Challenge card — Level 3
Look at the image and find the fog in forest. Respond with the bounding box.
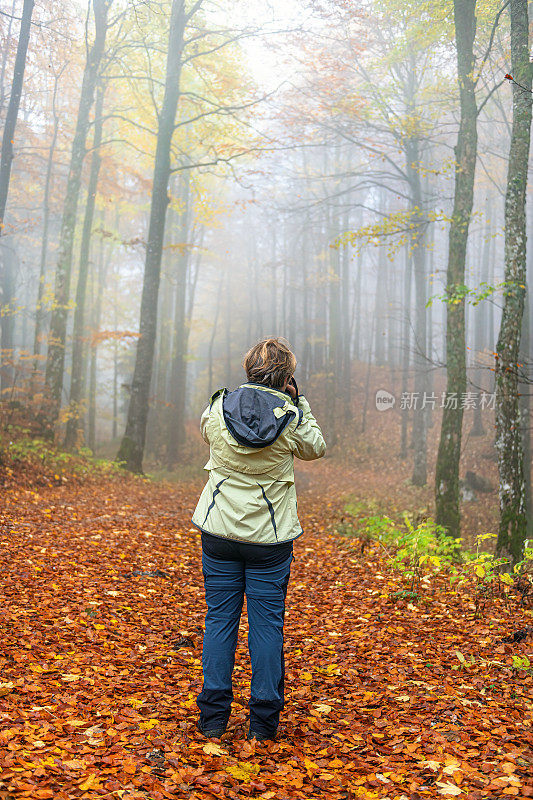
[1,0,532,560]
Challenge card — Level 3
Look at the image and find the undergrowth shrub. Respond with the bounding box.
[337,508,533,611]
[0,427,123,488]
[455,535,533,616]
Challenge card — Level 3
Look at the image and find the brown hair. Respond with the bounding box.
[243,338,297,390]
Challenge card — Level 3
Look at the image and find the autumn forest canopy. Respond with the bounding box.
[2,0,532,552]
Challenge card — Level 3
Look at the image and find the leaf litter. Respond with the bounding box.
[0,475,531,799]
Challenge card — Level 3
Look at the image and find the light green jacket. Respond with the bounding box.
[192,383,326,544]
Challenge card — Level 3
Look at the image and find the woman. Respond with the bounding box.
[192,338,326,741]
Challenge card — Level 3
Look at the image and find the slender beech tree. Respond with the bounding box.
[116,0,186,472]
[471,199,492,436]
[0,247,16,393]
[0,1,17,115]
[87,222,108,454]
[33,65,65,369]
[405,56,429,486]
[207,281,222,398]
[0,0,34,390]
[44,0,111,430]
[494,0,532,564]
[400,242,412,459]
[64,80,106,450]
[0,0,34,231]
[341,207,352,422]
[435,0,478,537]
[167,171,191,464]
[520,290,531,538]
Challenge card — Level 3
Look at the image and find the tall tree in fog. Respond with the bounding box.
[44,0,111,431]
[0,0,34,392]
[0,0,34,231]
[291,0,443,474]
[167,171,198,464]
[116,0,186,472]
[494,0,532,564]
[435,0,478,538]
[116,0,261,471]
[64,81,106,450]
[33,64,65,369]
[404,51,429,487]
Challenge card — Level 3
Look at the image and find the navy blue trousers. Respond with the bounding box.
[197,532,293,736]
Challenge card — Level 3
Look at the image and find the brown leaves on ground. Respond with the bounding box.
[0,475,532,800]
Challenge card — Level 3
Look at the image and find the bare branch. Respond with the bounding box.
[477,77,506,115]
[474,0,511,86]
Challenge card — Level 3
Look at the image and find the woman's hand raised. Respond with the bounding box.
[285,377,299,401]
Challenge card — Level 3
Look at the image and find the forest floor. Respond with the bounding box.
[1,457,532,800]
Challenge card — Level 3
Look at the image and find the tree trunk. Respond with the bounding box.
[207,277,223,398]
[0,1,18,115]
[325,212,341,447]
[271,227,277,334]
[249,238,263,342]
[301,215,311,379]
[472,200,492,435]
[288,237,296,347]
[167,172,191,465]
[361,315,375,433]
[373,245,387,366]
[487,221,496,352]
[408,139,428,486]
[353,245,362,362]
[494,0,532,564]
[87,228,107,454]
[44,0,110,430]
[153,261,174,457]
[426,217,435,428]
[33,67,62,370]
[0,0,34,391]
[224,266,232,387]
[387,260,398,375]
[0,0,34,232]
[435,0,478,537]
[520,288,531,537]
[64,81,105,450]
[281,240,288,338]
[116,0,185,472]
[0,246,16,393]
[400,243,412,459]
[341,211,352,422]
[524,201,533,537]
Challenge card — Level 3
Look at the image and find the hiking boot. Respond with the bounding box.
[196,718,226,738]
[247,727,276,742]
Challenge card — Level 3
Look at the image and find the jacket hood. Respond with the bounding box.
[222,384,301,449]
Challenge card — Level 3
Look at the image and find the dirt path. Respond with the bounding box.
[0,477,531,799]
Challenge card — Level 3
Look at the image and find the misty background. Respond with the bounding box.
[0,0,531,557]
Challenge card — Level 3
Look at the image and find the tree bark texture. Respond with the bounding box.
[407,139,428,486]
[64,81,105,450]
[435,0,478,537]
[44,0,110,430]
[0,0,34,231]
[33,67,62,368]
[495,0,532,563]
[167,171,191,465]
[116,0,185,472]
[0,0,34,391]
[0,246,16,393]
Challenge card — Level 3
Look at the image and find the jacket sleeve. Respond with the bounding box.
[290,396,326,461]
[199,404,211,444]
